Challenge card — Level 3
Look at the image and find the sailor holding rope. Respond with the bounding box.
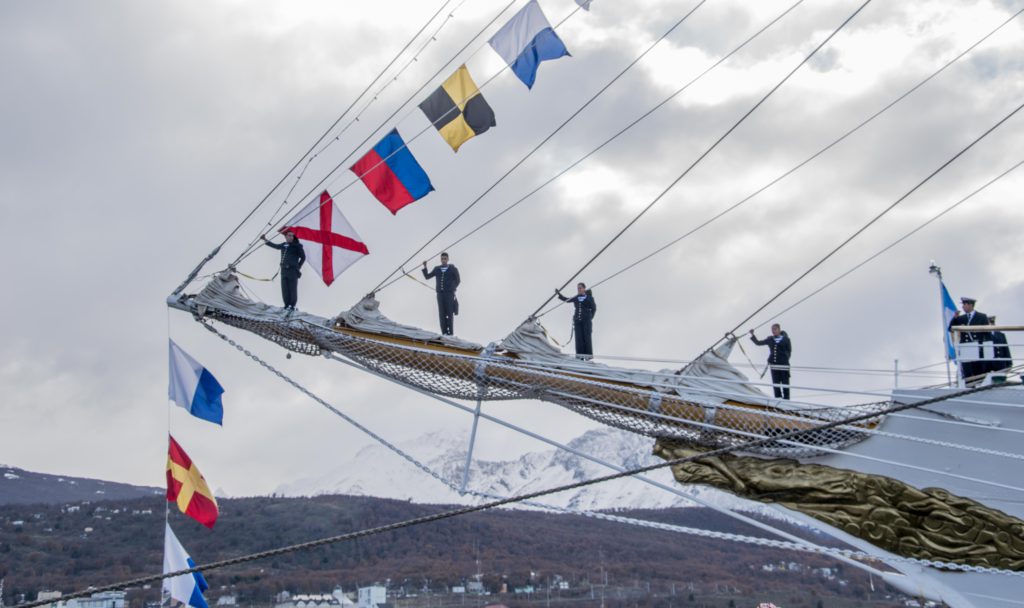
[422,253,460,336]
[750,324,792,400]
[261,230,306,312]
[556,283,597,360]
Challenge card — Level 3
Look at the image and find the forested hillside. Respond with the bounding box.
[1,494,883,606]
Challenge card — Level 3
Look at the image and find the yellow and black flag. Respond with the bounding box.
[419,65,496,152]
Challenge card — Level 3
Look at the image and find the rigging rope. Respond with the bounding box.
[750,158,1024,327]
[715,99,1024,353]
[30,366,1016,608]
[172,0,455,295]
[227,0,529,269]
[366,0,713,294]
[257,1,467,237]
[533,4,1024,319]
[371,0,808,295]
[526,0,875,320]
[318,350,828,549]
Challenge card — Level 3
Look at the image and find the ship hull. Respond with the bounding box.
[789,385,1024,608]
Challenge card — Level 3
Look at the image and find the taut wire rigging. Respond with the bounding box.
[172,0,456,295]
[527,0,875,320]
[531,5,1024,318]
[712,99,1024,357]
[370,0,808,295]
[26,348,1013,608]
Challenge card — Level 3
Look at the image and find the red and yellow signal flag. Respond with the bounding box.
[166,435,219,528]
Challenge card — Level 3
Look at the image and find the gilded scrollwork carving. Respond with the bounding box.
[654,439,1024,570]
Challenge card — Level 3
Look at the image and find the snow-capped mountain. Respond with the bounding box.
[275,427,756,513]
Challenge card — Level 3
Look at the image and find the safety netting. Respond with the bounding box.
[173,273,887,458]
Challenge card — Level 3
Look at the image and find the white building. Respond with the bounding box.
[357,586,386,608]
[273,590,353,608]
[76,591,126,608]
[37,592,63,602]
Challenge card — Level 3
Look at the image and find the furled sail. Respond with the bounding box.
[170,273,882,459]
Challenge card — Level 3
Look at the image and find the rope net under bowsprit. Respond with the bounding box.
[171,273,887,458]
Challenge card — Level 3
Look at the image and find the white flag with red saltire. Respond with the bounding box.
[282,190,369,286]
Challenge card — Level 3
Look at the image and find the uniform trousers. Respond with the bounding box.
[436,292,456,336]
[281,273,299,309]
[770,366,790,400]
[574,319,593,359]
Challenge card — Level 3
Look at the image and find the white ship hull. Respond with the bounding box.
[781,384,1024,607]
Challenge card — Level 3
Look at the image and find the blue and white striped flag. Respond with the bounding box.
[940,281,957,360]
[488,0,570,89]
[164,523,210,608]
[169,340,224,425]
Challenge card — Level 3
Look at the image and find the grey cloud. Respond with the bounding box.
[2,0,1022,492]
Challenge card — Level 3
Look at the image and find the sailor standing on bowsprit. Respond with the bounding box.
[556,283,597,360]
[261,229,306,312]
[750,324,792,400]
[422,253,460,335]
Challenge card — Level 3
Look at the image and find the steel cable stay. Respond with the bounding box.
[28,358,1018,608]
[526,0,875,320]
[314,352,837,547]
[371,0,809,295]
[257,0,468,237]
[365,0,716,294]
[498,358,1024,419]
[325,341,1024,467]
[746,158,1024,329]
[153,3,1024,604]
[203,320,850,560]
[529,6,1024,319]
[304,349,981,583]
[228,0,568,270]
[210,314,1024,494]
[709,99,1024,360]
[173,0,458,295]
[535,154,1024,322]
[232,0,710,278]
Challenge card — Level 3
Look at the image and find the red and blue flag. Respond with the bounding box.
[350,129,435,214]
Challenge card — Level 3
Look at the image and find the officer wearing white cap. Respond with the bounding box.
[949,297,991,382]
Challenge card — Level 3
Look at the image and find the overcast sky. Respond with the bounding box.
[1,0,1022,497]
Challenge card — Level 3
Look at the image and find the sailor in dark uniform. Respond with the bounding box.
[987,315,1012,374]
[750,324,792,400]
[422,252,460,335]
[556,283,597,359]
[948,297,990,383]
[261,230,306,311]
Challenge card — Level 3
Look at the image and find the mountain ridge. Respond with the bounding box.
[0,465,161,505]
[275,427,762,514]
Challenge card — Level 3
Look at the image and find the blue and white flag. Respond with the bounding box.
[488,0,570,89]
[169,340,224,425]
[164,523,210,608]
[941,281,957,360]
